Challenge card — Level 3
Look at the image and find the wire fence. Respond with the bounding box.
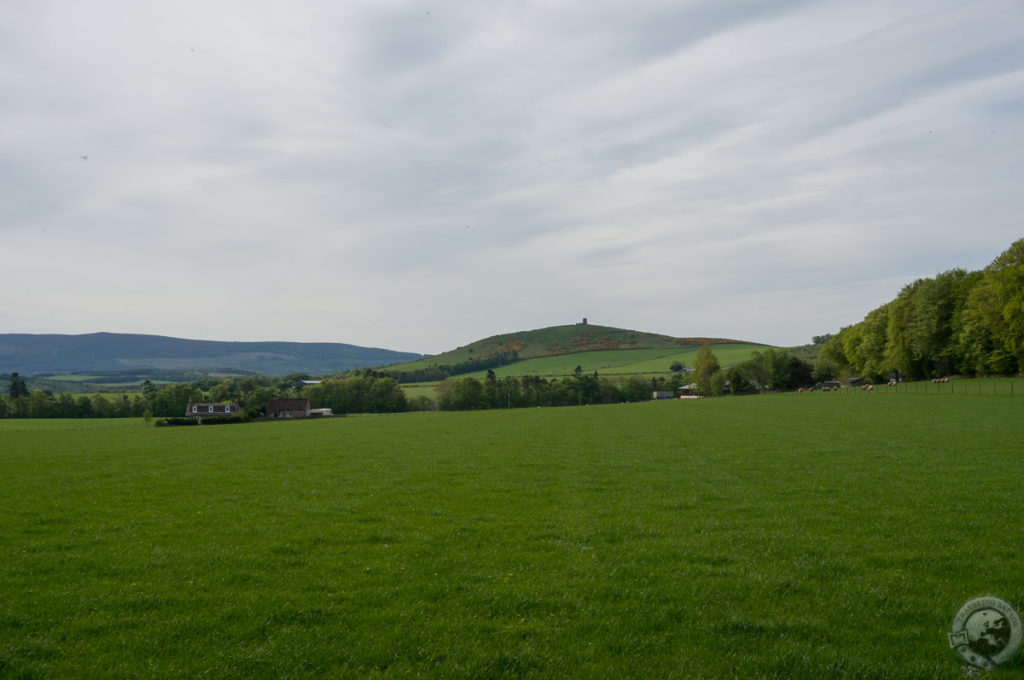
[791,378,1024,397]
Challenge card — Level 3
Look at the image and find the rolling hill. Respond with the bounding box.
[0,333,424,377]
[381,323,766,381]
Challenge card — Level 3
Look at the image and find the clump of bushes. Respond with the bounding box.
[155,415,250,427]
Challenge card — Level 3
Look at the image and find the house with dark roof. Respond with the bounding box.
[185,401,241,423]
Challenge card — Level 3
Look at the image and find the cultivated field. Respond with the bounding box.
[1,393,1021,678]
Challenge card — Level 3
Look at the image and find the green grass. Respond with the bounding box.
[399,384,440,401]
[1,395,1022,678]
[451,344,761,380]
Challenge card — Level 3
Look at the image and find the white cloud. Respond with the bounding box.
[1,0,1022,354]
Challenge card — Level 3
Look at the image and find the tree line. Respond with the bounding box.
[0,372,408,420]
[2,367,694,418]
[432,367,693,410]
[815,238,1024,382]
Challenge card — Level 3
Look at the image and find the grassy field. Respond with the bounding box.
[398,384,442,402]
[1,394,1022,678]
[450,344,764,381]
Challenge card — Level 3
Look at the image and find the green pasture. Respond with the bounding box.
[399,384,440,401]
[455,348,672,379]
[584,343,763,375]
[1,394,1022,678]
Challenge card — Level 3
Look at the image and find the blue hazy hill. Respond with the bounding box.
[0,332,425,376]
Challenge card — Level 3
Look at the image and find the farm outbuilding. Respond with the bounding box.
[265,398,311,419]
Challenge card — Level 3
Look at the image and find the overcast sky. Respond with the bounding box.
[2,1,1022,354]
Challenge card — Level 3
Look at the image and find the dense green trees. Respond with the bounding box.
[959,240,1024,373]
[152,383,204,417]
[0,371,414,421]
[822,238,1024,380]
[692,344,721,396]
[304,375,407,414]
[0,389,150,418]
[736,348,814,392]
[436,376,486,411]
[721,348,814,394]
[8,373,28,399]
[432,372,657,410]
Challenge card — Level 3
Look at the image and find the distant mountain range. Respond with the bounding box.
[0,333,425,376]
